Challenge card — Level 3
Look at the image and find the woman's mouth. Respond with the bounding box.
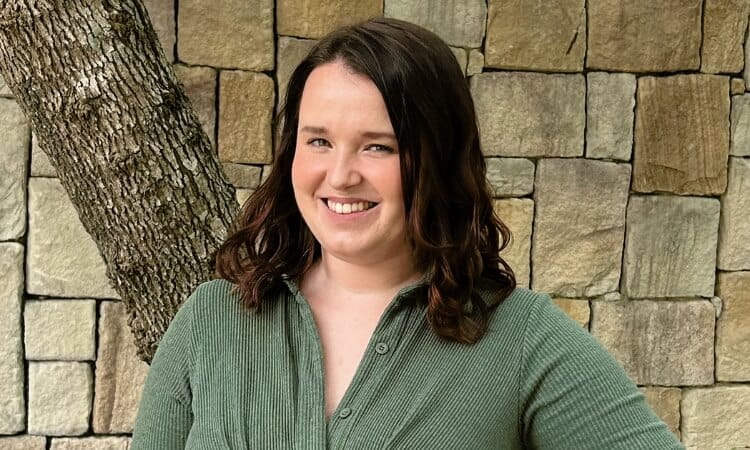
[321,198,378,215]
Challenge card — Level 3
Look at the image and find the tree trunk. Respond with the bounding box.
[0,0,237,362]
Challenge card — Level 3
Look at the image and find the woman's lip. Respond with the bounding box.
[321,196,378,204]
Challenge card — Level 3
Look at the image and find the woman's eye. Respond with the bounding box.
[308,138,330,147]
[368,144,394,153]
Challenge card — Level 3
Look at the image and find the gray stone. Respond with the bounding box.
[0,243,25,434]
[51,437,131,450]
[174,64,216,147]
[485,0,585,72]
[731,94,750,156]
[639,387,681,439]
[93,302,150,433]
[236,188,254,207]
[586,72,636,161]
[485,157,534,197]
[716,271,750,381]
[24,300,96,361]
[222,163,262,189]
[26,178,118,298]
[31,132,57,177]
[0,436,46,449]
[28,361,92,435]
[470,72,585,157]
[261,165,272,185]
[466,49,484,76]
[624,195,720,298]
[143,0,176,62]
[493,198,533,288]
[384,0,486,47]
[718,158,750,270]
[532,159,630,297]
[449,46,467,75]
[277,37,317,109]
[682,386,750,449]
[587,0,701,72]
[0,98,30,240]
[591,300,715,385]
[178,0,273,70]
[0,74,13,97]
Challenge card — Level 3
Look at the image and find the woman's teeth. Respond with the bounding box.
[326,199,376,214]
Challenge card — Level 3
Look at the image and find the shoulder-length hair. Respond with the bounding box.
[214,17,516,344]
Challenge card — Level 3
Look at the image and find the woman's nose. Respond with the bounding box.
[327,151,362,189]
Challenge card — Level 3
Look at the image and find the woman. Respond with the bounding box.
[132,17,684,449]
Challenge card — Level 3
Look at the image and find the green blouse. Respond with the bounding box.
[131,278,684,449]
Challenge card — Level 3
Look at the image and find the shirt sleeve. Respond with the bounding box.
[519,292,685,450]
[131,288,199,450]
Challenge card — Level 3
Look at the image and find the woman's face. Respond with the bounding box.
[291,60,410,265]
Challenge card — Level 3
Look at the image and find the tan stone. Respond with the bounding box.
[143,0,176,62]
[532,159,630,297]
[277,37,317,109]
[633,75,729,195]
[624,195,719,298]
[716,272,750,381]
[26,178,118,298]
[586,72,636,161]
[551,298,589,328]
[384,0,485,47]
[174,64,216,147]
[731,94,750,156]
[50,437,131,450]
[0,98,29,241]
[591,300,715,385]
[178,0,273,70]
[718,158,750,270]
[279,0,382,39]
[682,386,750,449]
[587,0,701,72]
[732,77,746,95]
[470,72,584,157]
[701,0,750,74]
[93,302,150,433]
[218,71,274,164]
[639,387,681,439]
[485,0,585,72]
[29,361,92,435]
[449,46,467,75]
[485,157,534,197]
[31,133,56,177]
[0,436,46,449]
[466,49,484,76]
[24,300,96,361]
[0,243,24,434]
[261,165,273,185]
[493,199,533,288]
[222,163,262,189]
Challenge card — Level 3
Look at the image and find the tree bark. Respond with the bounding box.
[0,0,237,362]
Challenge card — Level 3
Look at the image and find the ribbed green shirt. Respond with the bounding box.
[131,278,684,449]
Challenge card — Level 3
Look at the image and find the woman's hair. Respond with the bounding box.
[214,17,516,344]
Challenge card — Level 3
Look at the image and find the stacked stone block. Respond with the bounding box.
[0,0,749,448]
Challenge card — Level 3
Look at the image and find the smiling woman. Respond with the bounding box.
[131,17,685,450]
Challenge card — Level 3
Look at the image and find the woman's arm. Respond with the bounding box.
[519,293,685,449]
[131,288,199,449]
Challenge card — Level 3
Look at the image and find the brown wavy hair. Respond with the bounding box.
[214,17,516,344]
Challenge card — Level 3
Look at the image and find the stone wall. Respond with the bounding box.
[1,0,749,448]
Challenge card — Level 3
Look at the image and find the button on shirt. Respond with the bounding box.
[132,278,684,449]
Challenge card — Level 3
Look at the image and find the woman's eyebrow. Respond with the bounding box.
[299,125,395,140]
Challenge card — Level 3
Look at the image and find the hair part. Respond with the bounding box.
[214,17,516,344]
